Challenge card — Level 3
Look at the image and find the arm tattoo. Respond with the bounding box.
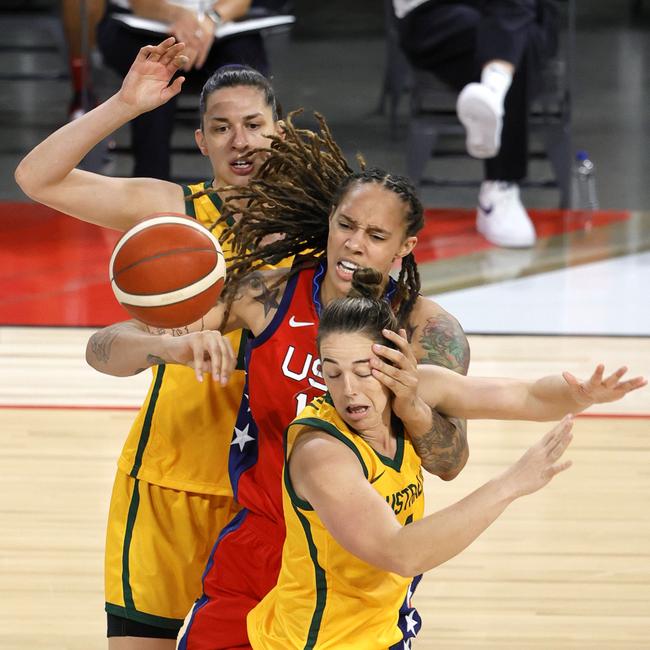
[410,406,468,479]
[417,314,470,373]
[146,354,166,366]
[89,324,122,364]
[238,271,281,316]
[146,324,193,337]
[410,312,471,478]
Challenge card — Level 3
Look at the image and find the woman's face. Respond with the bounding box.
[195,85,279,188]
[320,331,392,433]
[324,182,417,299]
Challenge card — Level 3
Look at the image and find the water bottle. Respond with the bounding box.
[572,151,599,212]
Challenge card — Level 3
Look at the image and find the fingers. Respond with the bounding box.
[546,459,573,479]
[611,375,648,395]
[541,414,573,448]
[561,370,579,387]
[139,37,178,64]
[161,75,185,102]
[588,363,605,386]
[380,329,417,358]
[601,365,628,388]
[159,41,186,68]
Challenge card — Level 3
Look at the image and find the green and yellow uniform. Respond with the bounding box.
[105,182,244,629]
[247,395,425,649]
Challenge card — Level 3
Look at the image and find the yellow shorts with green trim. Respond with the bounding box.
[105,470,240,629]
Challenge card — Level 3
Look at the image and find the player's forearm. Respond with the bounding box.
[86,321,170,376]
[15,95,137,199]
[386,475,515,577]
[405,401,468,480]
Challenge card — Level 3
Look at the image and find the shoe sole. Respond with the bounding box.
[457,86,503,159]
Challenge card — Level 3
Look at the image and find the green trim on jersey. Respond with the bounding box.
[182,184,197,219]
[202,180,233,226]
[129,364,165,477]
[284,416,370,511]
[121,478,140,614]
[105,602,184,630]
[372,421,405,471]
[292,505,328,649]
[235,330,250,371]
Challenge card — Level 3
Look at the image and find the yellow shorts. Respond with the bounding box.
[105,470,240,630]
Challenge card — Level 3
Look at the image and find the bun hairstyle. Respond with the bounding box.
[317,268,400,351]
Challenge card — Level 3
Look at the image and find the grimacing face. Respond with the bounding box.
[195,85,279,188]
[324,182,417,300]
[319,331,392,434]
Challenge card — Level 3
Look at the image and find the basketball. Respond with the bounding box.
[109,213,226,328]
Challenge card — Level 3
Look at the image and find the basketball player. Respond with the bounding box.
[80,112,646,649]
[14,38,287,648]
[247,268,644,648]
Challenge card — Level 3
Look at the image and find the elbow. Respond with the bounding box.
[424,445,469,482]
[15,159,43,201]
[385,555,419,579]
[14,161,32,197]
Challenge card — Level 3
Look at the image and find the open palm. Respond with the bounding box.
[563,364,647,406]
[118,38,188,113]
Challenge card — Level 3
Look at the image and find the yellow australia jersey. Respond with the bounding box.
[117,181,245,496]
[247,395,425,649]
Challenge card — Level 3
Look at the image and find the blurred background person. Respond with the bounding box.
[393,0,559,248]
[97,0,269,179]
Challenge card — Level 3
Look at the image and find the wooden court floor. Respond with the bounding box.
[1,333,649,649]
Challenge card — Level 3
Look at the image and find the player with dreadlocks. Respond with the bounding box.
[87,111,471,649]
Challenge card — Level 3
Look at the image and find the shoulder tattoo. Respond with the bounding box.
[416,314,470,373]
[238,271,281,316]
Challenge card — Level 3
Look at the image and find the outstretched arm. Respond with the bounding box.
[86,268,286,379]
[289,417,573,578]
[86,305,235,382]
[14,38,188,230]
[414,363,647,421]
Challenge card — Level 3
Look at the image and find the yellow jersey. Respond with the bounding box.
[247,395,425,649]
[117,181,245,496]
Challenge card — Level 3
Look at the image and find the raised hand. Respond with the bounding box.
[117,38,189,113]
[164,330,235,384]
[370,328,422,422]
[502,415,574,499]
[562,364,647,407]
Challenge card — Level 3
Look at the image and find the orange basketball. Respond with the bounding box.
[109,213,226,328]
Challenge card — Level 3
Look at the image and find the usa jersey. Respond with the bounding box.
[247,395,424,649]
[228,263,327,522]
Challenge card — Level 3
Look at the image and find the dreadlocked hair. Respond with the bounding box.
[210,110,424,328]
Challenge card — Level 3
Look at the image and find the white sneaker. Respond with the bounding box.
[456,83,503,159]
[476,181,537,248]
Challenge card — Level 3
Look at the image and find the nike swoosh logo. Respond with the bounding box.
[370,470,386,484]
[289,316,315,328]
[478,201,493,215]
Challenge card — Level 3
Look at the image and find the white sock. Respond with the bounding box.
[480,63,513,105]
